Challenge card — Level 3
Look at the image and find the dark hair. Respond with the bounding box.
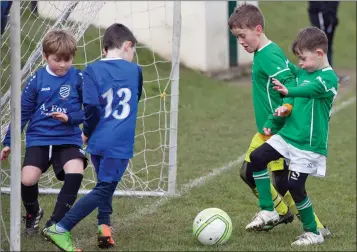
[103,23,137,52]
[291,27,328,55]
[42,29,77,61]
[228,3,264,30]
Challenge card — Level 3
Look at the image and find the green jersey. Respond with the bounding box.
[252,41,296,134]
[278,66,338,156]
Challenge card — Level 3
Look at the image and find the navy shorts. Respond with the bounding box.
[90,155,129,183]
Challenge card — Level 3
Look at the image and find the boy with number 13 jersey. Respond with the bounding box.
[44,23,143,251]
[83,58,142,157]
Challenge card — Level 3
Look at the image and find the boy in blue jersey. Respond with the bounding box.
[44,23,143,251]
[0,30,87,236]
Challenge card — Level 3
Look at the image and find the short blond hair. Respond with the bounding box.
[42,30,77,61]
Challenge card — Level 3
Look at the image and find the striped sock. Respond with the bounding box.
[296,196,318,234]
[253,169,274,211]
[271,184,288,215]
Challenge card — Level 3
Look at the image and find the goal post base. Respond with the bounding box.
[0,187,173,197]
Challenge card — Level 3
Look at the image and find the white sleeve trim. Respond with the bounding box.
[269,68,290,78]
[316,76,337,95]
[322,67,333,71]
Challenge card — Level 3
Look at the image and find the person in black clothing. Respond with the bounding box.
[308,1,350,83]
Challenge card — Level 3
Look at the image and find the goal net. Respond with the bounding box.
[0,1,180,197]
[1,1,180,249]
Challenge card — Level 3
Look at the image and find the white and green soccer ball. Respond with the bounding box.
[192,208,232,245]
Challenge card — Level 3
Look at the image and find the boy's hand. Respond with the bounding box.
[51,112,68,123]
[263,128,272,136]
[272,78,288,95]
[81,133,88,145]
[274,106,290,117]
[1,146,11,161]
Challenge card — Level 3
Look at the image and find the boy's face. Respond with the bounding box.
[43,53,73,76]
[295,49,324,72]
[230,26,262,53]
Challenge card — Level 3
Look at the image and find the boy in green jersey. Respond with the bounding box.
[246,27,338,246]
[228,3,330,235]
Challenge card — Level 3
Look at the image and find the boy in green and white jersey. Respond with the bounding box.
[228,3,330,234]
[246,27,338,246]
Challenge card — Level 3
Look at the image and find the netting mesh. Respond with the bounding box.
[1,1,177,197]
[1,1,179,250]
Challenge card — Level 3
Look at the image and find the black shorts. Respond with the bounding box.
[23,144,88,181]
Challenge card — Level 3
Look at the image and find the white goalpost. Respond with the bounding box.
[1,1,181,250]
[1,2,22,251]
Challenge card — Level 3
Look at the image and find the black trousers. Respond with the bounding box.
[309,12,338,67]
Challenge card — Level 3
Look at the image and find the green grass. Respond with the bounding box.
[1,1,356,251]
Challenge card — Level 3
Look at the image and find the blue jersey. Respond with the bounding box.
[3,66,84,148]
[82,58,143,159]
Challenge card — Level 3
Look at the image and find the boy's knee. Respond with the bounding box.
[21,166,42,186]
[64,158,84,174]
[249,149,266,172]
[94,181,118,196]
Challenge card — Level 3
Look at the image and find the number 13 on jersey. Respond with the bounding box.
[102,88,132,120]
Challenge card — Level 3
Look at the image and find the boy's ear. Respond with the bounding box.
[102,48,107,56]
[124,41,133,50]
[316,48,324,58]
[256,25,263,34]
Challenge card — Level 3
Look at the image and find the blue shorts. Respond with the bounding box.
[90,155,129,183]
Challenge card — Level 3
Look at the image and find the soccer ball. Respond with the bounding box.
[192,208,232,245]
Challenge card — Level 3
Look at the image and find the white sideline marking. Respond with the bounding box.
[331,96,356,113]
[116,96,356,229]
